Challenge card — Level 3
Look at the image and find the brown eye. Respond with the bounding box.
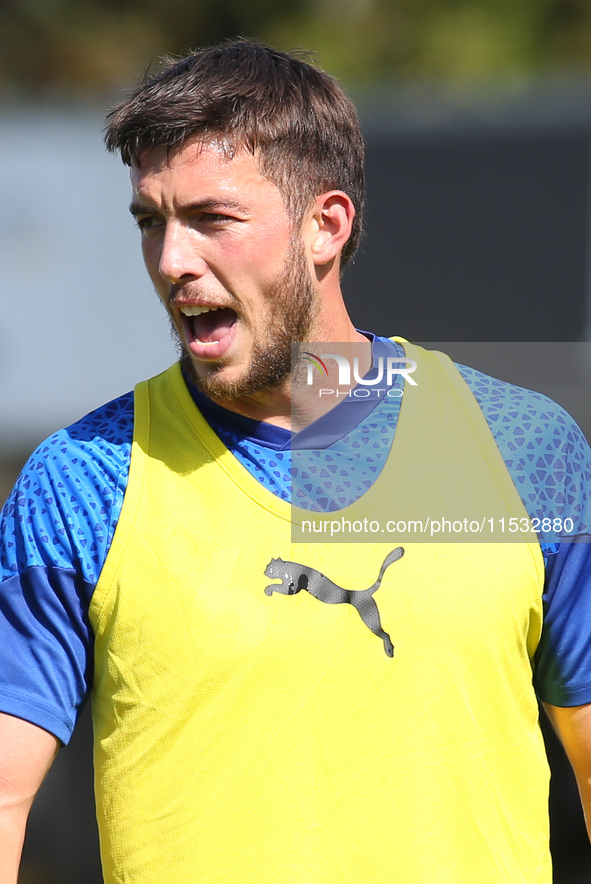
[197,212,232,225]
[135,215,161,232]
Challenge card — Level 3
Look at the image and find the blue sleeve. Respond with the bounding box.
[0,569,95,744]
[534,542,591,706]
[0,392,133,742]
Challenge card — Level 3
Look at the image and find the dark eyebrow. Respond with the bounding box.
[129,201,155,217]
[129,199,249,217]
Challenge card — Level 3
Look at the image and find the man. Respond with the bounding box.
[1,39,591,884]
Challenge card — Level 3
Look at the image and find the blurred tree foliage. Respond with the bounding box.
[2,0,591,96]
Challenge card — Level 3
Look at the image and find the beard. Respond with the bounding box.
[176,237,318,401]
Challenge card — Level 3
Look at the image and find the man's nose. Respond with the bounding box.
[158,223,207,283]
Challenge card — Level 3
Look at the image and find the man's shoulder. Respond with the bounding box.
[1,390,135,583]
[455,360,584,444]
[454,360,591,535]
[381,338,582,441]
[15,389,135,501]
[64,389,135,447]
[384,339,591,535]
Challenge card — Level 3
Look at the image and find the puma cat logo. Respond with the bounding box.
[264,547,404,657]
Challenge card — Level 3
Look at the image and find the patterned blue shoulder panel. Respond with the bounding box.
[457,363,591,538]
[1,392,133,586]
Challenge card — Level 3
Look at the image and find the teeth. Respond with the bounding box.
[180,305,221,316]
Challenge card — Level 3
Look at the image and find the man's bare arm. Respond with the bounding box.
[544,702,591,838]
[0,712,59,883]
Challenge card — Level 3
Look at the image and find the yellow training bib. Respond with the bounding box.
[91,346,548,884]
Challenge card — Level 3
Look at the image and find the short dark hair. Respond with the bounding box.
[105,39,365,265]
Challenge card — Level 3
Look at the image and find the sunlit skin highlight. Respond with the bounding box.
[130,139,368,427]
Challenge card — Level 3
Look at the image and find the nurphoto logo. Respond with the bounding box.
[302,351,417,399]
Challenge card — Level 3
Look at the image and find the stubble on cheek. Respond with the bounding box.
[173,240,318,401]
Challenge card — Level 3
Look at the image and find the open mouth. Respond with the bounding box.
[180,305,238,348]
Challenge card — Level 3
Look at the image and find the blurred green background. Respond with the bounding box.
[3,0,591,98]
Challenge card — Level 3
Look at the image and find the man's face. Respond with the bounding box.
[130,140,317,400]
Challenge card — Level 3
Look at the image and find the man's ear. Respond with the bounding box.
[305,191,355,266]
